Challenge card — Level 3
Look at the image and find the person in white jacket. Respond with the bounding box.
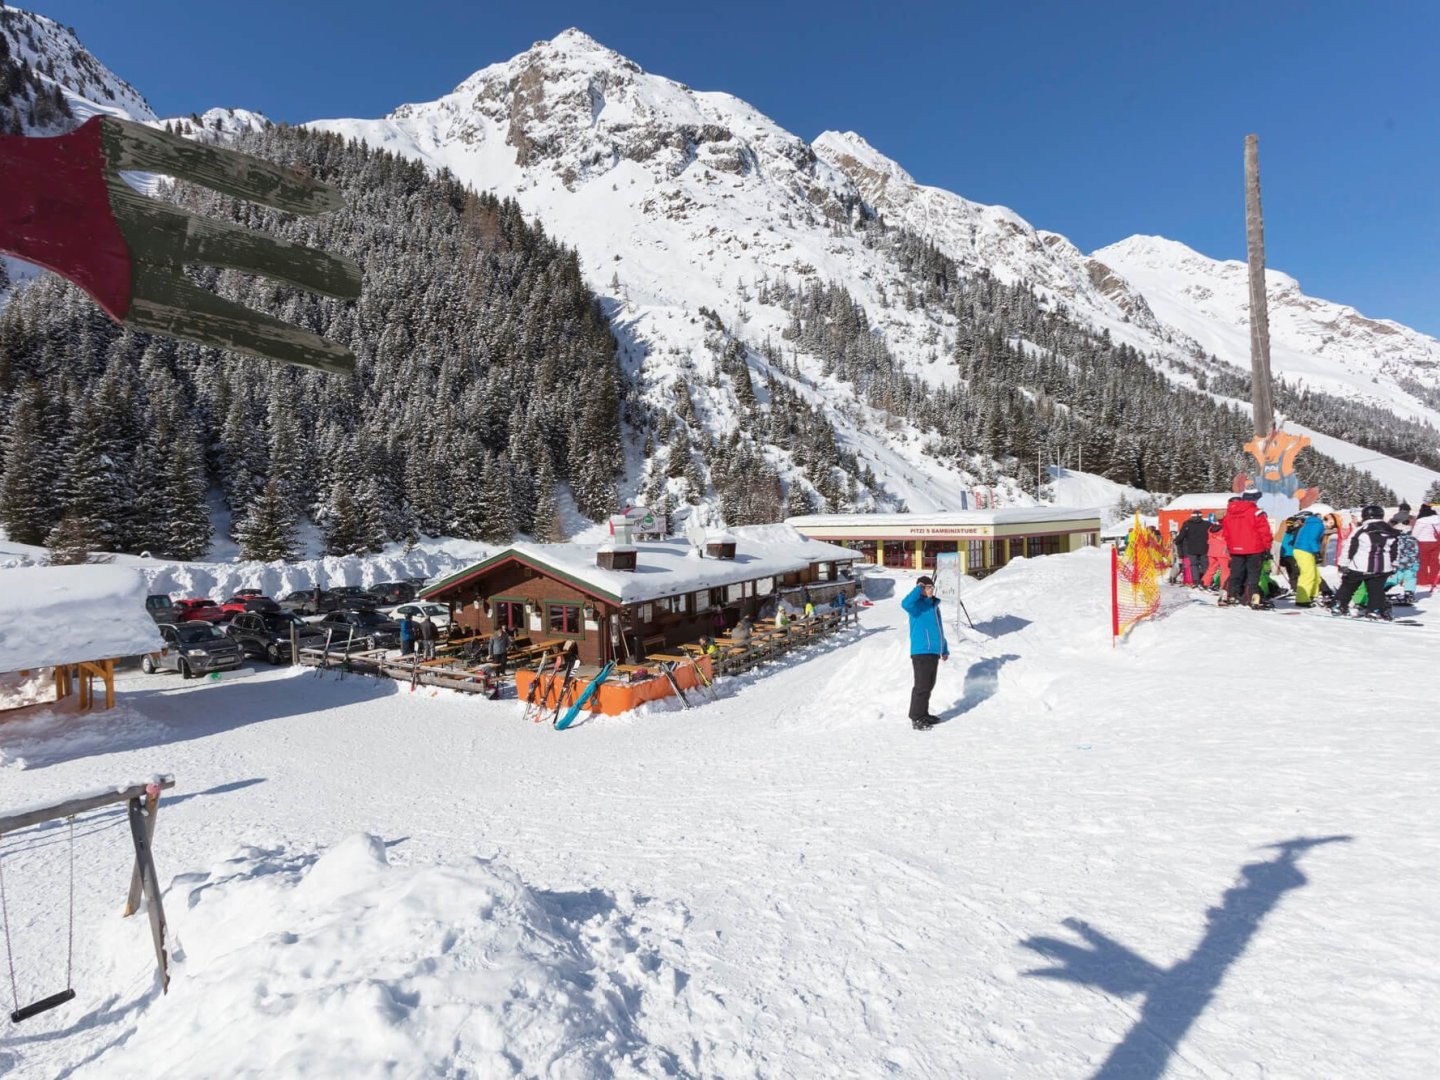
[1410,504,1440,590]
[1333,506,1401,619]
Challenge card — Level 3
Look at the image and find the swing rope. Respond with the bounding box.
[0,828,20,1015]
[0,814,78,1023]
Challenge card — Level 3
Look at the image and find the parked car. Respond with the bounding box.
[316,609,402,649]
[329,585,383,607]
[142,622,243,679]
[219,595,281,616]
[171,598,229,624]
[382,601,451,629]
[225,610,325,664]
[369,581,418,605]
[278,589,341,616]
[145,594,174,625]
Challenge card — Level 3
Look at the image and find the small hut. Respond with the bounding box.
[0,565,164,713]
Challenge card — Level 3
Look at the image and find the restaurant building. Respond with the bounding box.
[785,509,1102,575]
[420,524,860,668]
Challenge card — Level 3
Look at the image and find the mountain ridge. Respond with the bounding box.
[2,10,1437,534]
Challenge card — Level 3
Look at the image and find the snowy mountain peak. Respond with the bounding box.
[813,131,916,186]
[406,27,834,194]
[1095,233,1440,422]
[0,5,155,129]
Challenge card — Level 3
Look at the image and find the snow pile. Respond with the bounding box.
[100,833,690,1078]
[0,564,162,672]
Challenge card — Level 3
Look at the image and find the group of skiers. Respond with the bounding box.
[1168,490,1439,621]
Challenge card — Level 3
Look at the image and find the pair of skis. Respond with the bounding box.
[658,656,719,707]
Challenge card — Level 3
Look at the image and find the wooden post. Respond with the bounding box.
[1244,134,1275,438]
[126,790,170,993]
[123,785,161,918]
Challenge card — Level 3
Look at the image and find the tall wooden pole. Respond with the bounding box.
[1244,134,1275,437]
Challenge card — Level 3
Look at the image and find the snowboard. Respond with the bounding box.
[1279,608,1422,626]
[555,661,615,730]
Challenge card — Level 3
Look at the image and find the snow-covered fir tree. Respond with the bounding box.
[233,478,299,562]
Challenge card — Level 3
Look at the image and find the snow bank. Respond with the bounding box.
[101,834,689,1078]
[0,564,162,672]
[0,537,492,606]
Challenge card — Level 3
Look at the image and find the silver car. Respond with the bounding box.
[142,622,243,679]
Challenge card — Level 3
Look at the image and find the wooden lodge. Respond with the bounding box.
[419,523,861,669]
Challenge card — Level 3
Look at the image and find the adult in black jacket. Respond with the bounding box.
[1174,511,1211,587]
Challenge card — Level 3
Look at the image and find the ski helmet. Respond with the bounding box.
[1361,504,1384,521]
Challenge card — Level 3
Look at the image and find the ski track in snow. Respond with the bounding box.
[1,551,1437,1077]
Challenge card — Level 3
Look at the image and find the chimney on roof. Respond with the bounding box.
[597,543,637,571]
[704,532,737,560]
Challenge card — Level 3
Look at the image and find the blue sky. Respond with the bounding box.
[39,0,1440,335]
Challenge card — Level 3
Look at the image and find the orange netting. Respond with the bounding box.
[1112,513,1165,639]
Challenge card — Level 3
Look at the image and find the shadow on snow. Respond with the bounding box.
[1020,835,1352,1080]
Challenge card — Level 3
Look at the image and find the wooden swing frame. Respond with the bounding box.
[0,776,175,1023]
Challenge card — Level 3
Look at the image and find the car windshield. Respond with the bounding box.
[175,624,223,643]
[422,605,447,616]
[352,612,387,626]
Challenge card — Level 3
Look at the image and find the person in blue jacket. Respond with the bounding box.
[1290,510,1327,606]
[901,575,949,730]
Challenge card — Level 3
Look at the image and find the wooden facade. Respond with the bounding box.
[423,541,859,669]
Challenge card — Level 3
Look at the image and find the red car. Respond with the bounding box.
[172,598,229,623]
[219,595,280,616]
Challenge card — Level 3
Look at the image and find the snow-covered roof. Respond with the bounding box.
[786,507,1100,528]
[424,524,857,606]
[1162,493,1238,511]
[0,565,163,671]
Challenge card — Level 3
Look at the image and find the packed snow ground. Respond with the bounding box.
[1,551,1436,1077]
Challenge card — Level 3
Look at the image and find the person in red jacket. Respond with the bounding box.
[1203,518,1230,591]
[1220,488,1273,608]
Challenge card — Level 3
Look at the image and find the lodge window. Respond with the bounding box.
[754,577,774,596]
[725,583,745,603]
[547,603,583,636]
[692,589,711,611]
[493,598,526,630]
[966,540,987,570]
[655,594,685,615]
[1026,535,1062,558]
[817,562,833,581]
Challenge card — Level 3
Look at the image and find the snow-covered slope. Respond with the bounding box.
[1095,235,1440,425]
[3,553,1436,1076]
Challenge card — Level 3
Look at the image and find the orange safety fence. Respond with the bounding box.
[1111,513,1165,641]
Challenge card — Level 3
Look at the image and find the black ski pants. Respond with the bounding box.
[910,653,940,721]
[1227,553,1264,603]
[1185,553,1207,585]
[1335,570,1390,616]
